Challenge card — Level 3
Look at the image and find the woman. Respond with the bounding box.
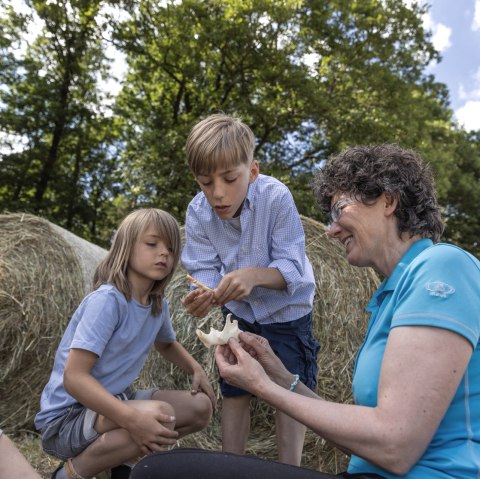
[131,144,480,479]
[0,429,42,479]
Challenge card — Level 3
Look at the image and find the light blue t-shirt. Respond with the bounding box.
[348,239,480,478]
[181,174,315,324]
[35,284,176,429]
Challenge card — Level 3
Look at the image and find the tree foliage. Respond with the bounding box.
[0,0,120,240]
[1,0,479,256]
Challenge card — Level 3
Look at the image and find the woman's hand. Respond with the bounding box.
[215,338,272,395]
[238,332,292,388]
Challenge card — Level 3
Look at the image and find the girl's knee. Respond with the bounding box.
[152,400,176,419]
[192,393,214,428]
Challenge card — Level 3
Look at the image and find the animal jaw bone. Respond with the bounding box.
[196,314,241,348]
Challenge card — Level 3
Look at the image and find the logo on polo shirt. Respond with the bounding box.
[424,281,455,298]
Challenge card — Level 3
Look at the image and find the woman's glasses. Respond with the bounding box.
[329,197,355,224]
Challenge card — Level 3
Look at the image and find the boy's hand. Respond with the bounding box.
[182,288,215,318]
[126,408,178,455]
[214,269,256,305]
[214,267,286,306]
[190,368,217,411]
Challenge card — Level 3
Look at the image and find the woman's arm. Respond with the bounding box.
[0,432,41,479]
[155,341,217,409]
[64,348,178,455]
[216,326,472,475]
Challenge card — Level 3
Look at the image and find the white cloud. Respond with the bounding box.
[302,52,321,75]
[431,22,452,52]
[472,0,480,31]
[422,12,452,53]
[457,67,480,130]
[0,1,44,56]
[455,101,480,131]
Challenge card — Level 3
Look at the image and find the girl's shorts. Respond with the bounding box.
[40,387,156,460]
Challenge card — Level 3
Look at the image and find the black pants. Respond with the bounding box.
[130,448,385,479]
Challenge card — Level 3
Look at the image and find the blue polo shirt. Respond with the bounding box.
[348,239,480,478]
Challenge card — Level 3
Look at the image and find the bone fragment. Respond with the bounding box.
[196,313,241,348]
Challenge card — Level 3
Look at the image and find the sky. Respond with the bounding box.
[420,0,480,131]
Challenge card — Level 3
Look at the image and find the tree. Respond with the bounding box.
[442,129,480,257]
[109,0,459,221]
[2,0,479,254]
[0,0,120,244]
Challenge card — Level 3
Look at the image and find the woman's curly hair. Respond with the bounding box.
[312,144,444,242]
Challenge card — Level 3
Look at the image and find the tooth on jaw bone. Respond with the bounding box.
[196,313,241,348]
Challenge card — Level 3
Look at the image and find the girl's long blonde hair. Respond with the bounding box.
[93,208,181,315]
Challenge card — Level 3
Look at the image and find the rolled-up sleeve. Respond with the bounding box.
[268,191,307,296]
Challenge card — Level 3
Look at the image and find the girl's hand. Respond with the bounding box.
[182,288,215,318]
[190,369,217,411]
[126,408,178,455]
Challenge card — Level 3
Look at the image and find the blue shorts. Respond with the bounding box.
[40,388,156,460]
[219,308,320,397]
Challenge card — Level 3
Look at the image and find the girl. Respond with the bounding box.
[35,209,216,479]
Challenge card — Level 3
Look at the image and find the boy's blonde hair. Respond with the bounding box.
[93,208,181,316]
[186,113,256,175]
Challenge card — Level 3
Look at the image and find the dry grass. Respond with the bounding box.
[0,213,107,478]
[136,216,379,474]
[0,213,85,433]
[6,214,379,476]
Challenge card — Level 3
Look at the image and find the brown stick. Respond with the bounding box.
[185,274,214,292]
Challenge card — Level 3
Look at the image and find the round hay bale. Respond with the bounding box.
[137,216,380,474]
[0,213,107,434]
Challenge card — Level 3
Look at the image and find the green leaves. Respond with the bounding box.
[1,0,479,255]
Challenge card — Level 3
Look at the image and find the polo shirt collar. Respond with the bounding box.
[367,238,433,310]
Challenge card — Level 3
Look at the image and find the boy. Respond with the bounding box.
[182,113,319,466]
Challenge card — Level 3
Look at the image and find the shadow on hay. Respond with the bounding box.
[0,213,107,435]
[136,217,379,474]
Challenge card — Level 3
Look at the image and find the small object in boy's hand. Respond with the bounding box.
[186,274,214,292]
[196,313,241,347]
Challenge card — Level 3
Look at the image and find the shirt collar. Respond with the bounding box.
[243,175,259,211]
[384,238,433,291]
[367,238,433,310]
